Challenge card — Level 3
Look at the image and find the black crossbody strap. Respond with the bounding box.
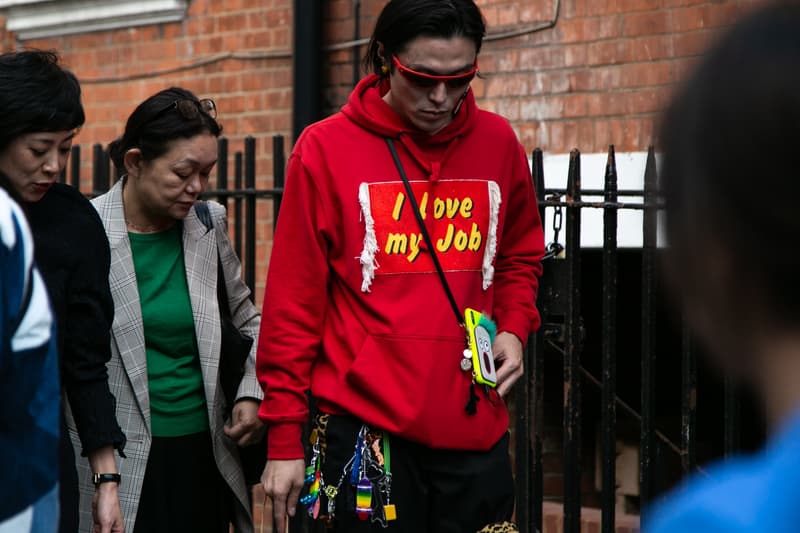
[385,138,463,327]
[194,202,232,318]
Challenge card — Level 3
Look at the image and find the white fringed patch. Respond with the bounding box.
[482,181,501,290]
[358,183,379,292]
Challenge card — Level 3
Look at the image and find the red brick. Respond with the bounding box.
[497,4,518,26]
[672,29,716,57]
[520,0,558,23]
[623,10,671,36]
[629,34,675,61]
[618,61,675,88]
[557,15,622,43]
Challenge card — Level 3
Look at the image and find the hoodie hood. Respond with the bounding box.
[342,74,477,181]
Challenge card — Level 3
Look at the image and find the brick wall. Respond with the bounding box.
[323,0,761,154]
[7,0,293,301]
[2,0,761,303]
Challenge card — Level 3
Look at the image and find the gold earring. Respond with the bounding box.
[381,64,389,75]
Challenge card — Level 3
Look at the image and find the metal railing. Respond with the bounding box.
[64,138,758,533]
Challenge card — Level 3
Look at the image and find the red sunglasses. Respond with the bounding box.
[391,55,478,89]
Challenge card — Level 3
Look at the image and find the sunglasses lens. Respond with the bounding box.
[446,73,476,89]
[403,72,438,88]
[176,100,199,119]
[393,55,477,90]
[199,99,217,119]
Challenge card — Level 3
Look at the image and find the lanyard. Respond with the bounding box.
[385,137,464,328]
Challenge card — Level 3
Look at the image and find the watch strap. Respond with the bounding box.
[93,473,121,486]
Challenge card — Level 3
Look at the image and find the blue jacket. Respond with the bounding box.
[646,410,800,532]
[0,187,60,521]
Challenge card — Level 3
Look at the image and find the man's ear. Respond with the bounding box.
[123,148,143,178]
[376,42,386,65]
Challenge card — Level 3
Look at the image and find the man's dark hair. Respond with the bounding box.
[108,86,222,174]
[661,1,800,322]
[363,0,486,76]
[0,50,85,152]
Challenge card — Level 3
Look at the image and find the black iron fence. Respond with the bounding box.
[65,137,762,532]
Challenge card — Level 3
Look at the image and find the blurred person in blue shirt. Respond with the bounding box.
[648,2,800,531]
[0,174,60,533]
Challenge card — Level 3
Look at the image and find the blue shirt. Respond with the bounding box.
[0,187,60,521]
[646,410,800,532]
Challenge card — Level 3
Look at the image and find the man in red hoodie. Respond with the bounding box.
[257,1,544,531]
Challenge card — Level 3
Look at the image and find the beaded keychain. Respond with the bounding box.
[353,428,372,521]
[300,424,398,527]
[299,436,322,518]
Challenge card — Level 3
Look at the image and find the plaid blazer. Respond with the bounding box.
[67,178,262,532]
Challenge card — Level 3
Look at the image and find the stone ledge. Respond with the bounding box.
[0,0,187,40]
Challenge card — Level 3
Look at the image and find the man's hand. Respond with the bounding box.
[493,331,524,397]
[262,459,305,533]
[224,399,266,446]
[92,483,124,533]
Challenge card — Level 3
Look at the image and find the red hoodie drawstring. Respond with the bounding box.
[396,134,462,183]
[430,161,441,182]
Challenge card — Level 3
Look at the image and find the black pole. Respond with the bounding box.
[513,148,545,533]
[293,0,322,143]
[563,149,582,533]
[216,138,229,207]
[601,145,618,533]
[244,137,256,301]
[273,135,286,230]
[92,143,108,195]
[234,152,244,260]
[529,148,546,533]
[640,146,658,516]
[69,145,81,188]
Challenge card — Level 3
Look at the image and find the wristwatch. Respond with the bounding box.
[92,473,121,487]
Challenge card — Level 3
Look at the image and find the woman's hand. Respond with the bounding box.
[88,445,124,533]
[93,483,124,533]
[224,398,266,446]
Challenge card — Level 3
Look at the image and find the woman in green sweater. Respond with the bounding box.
[83,86,264,533]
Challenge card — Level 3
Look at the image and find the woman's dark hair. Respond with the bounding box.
[0,50,85,152]
[108,87,222,173]
[364,0,486,76]
[661,2,800,322]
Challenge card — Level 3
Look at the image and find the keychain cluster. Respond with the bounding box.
[300,420,397,528]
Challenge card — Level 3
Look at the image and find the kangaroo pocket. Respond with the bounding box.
[345,333,464,432]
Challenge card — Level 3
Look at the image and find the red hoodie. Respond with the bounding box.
[257,75,543,460]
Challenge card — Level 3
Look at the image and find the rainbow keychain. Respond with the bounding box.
[299,433,323,518]
[355,475,372,521]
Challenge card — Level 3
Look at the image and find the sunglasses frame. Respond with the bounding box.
[152,98,218,123]
[391,55,478,89]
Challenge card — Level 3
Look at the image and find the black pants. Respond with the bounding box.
[133,430,231,533]
[318,415,514,533]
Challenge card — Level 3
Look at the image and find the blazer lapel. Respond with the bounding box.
[183,205,221,425]
[95,179,152,432]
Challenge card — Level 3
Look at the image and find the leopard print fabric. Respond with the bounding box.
[311,413,329,452]
[476,521,519,533]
